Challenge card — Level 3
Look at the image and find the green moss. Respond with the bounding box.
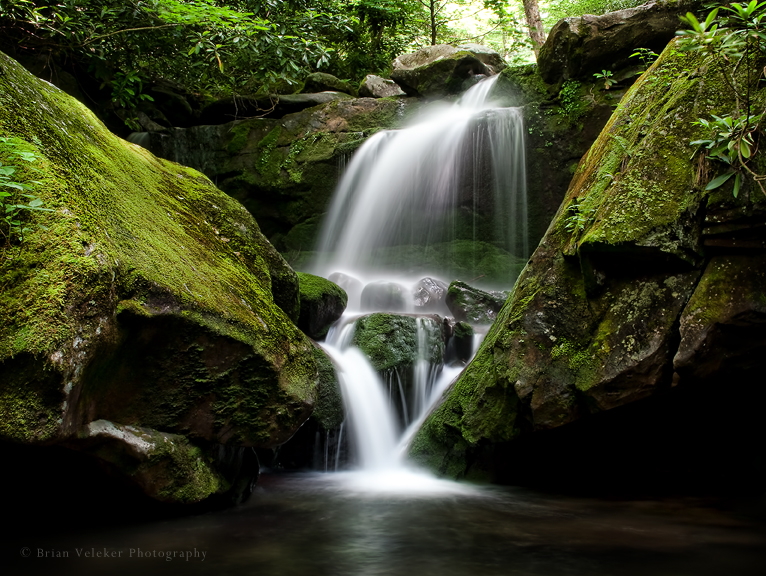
[297,272,347,305]
[0,51,317,447]
[353,313,418,372]
[226,121,251,154]
[256,125,283,180]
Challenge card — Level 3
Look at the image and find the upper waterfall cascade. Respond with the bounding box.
[312,75,528,287]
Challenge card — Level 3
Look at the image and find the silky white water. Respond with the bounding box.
[312,76,525,487]
[313,75,527,283]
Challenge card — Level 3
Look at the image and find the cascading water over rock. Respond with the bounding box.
[310,76,528,480]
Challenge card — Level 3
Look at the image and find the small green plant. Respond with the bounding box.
[593,70,617,89]
[677,1,766,197]
[691,113,761,196]
[629,47,659,70]
[564,200,595,233]
[0,137,52,261]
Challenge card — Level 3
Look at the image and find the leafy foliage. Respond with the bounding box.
[544,0,647,27]
[629,47,659,70]
[677,0,766,196]
[0,137,52,261]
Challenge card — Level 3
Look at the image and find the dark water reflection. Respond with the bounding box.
[6,472,766,576]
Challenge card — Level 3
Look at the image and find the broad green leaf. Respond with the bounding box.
[705,172,735,190]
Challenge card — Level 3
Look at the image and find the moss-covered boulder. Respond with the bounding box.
[409,40,766,484]
[302,72,357,97]
[137,96,418,254]
[296,272,347,340]
[391,43,506,98]
[0,51,320,504]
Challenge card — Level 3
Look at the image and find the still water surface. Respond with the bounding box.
[7,471,766,576]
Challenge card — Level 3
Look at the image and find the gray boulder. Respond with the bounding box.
[361,281,407,311]
[537,0,698,84]
[359,74,407,98]
[413,277,449,311]
[391,44,507,98]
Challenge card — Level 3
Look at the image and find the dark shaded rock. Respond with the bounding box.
[302,72,357,97]
[451,321,475,363]
[71,420,230,504]
[409,40,766,483]
[311,346,344,431]
[0,51,319,504]
[391,43,506,98]
[361,281,407,311]
[296,272,348,340]
[537,0,699,84]
[412,277,448,311]
[674,255,766,382]
[445,281,507,324]
[199,91,354,124]
[359,74,406,98]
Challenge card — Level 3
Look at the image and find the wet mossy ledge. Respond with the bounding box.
[409,40,766,491]
[0,51,320,506]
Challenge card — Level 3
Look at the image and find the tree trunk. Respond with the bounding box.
[430,0,437,45]
[522,0,546,57]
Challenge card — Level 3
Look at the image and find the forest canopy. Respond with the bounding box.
[0,0,647,123]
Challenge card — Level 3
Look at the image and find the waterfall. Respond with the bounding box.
[312,74,527,283]
[311,75,526,480]
[320,317,469,472]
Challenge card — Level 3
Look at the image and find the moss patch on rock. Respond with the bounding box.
[408,40,765,480]
[0,50,317,451]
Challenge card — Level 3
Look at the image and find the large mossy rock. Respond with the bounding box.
[296,271,347,339]
[0,51,319,504]
[136,97,418,254]
[537,0,699,84]
[409,40,766,486]
[391,43,506,98]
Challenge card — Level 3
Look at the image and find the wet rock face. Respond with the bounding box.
[410,40,766,484]
[412,277,449,311]
[0,51,319,505]
[135,97,417,253]
[537,0,698,84]
[391,43,507,98]
[445,281,508,324]
[296,272,348,340]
